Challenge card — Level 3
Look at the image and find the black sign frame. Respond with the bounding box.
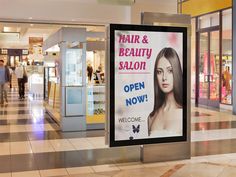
[109,24,188,147]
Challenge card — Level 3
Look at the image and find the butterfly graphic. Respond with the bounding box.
[132,124,140,133]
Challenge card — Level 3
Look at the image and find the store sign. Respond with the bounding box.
[28,37,44,61]
[109,24,187,147]
[29,37,43,54]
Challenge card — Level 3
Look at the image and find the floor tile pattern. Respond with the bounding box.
[1,90,236,176]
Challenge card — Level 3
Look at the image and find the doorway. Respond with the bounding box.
[9,55,20,67]
[198,29,220,108]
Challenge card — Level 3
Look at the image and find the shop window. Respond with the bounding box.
[210,31,220,102]
[86,50,105,124]
[1,49,8,55]
[191,18,196,99]
[221,9,232,105]
[22,49,28,55]
[198,12,219,29]
[65,46,83,86]
[199,32,208,99]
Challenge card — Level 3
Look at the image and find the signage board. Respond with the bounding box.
[109,24,187,147]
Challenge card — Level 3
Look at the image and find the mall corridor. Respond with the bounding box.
[2,91,236,176]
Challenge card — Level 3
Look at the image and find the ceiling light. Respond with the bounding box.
[0,32,20,41]
[3,27,11,32]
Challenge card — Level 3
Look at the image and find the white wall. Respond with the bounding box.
[0,0,131,24]
[131,0,177,24]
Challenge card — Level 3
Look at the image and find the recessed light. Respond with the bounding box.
[30,24,34,27]
[28,17,33,20]
[3,27,11,32]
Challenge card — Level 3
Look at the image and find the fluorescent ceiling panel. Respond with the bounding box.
[3,27,12,32]
[0,32,20,41]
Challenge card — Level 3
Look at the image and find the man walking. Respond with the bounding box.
[0,59,10,105]
[15,63,25,99]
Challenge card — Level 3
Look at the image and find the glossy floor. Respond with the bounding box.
[1,91,236,176]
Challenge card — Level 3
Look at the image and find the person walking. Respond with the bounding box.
[8,67,13,89]
[0,59,10,105]
[87,63,93,82]
[15,63,26,99]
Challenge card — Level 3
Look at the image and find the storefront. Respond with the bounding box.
[43,27,106,131]
[0,22,106,131]
[196,9,232,108]
[180,0,232,108]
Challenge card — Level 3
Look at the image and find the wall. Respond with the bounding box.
[131,0,177,24]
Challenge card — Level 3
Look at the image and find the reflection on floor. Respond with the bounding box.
[1,91,236,176]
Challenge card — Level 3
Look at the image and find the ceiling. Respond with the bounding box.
[0,22,105,49]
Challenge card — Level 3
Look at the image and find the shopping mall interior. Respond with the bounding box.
[0,0,236,176]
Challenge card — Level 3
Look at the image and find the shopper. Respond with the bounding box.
[87,63,93,82]
[0,59,10,105]
[8,67,13,89]
[15,63,26,99]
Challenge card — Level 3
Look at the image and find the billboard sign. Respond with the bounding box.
[109,24,187,147]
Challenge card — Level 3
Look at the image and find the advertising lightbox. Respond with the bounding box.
[109,24,187,147]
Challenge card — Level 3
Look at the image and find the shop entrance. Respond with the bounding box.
[198,29,220,108]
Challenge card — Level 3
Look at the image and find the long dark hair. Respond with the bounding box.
[149,47,183,117]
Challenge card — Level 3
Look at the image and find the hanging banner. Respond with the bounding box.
[109,24,187,147]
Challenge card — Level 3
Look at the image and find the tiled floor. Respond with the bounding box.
[2,91,236,176]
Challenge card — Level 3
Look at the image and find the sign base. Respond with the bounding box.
[141,142,190,163]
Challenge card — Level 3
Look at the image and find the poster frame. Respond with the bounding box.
[109,24,188,147]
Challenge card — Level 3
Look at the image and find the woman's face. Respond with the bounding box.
[156,57,174,93]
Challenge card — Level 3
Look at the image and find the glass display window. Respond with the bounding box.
[191,18,196,99]
[86,50,105,85]
[221,56,232,104]
[86,50,106,124]
[196,9,232,107]
[86,85,105,124]
[65,48,83,86]
[87,85,105,116]
[221,9,232,105]
[209,31,220,101]
[198,29,220,107]
[199,32,208,99]
[198,12,219,29]
[1,49,8,55]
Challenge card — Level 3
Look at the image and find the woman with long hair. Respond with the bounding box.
[148,47,183,136]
